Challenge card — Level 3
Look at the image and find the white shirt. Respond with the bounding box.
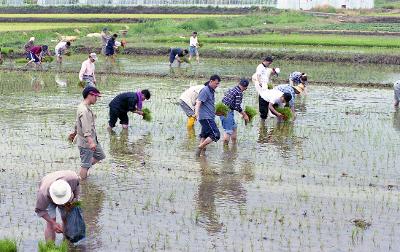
[190,36,198,47]
[179,85,204,111]
[79,58,96,81]
[256,64,274,87]
[55,41,67,55]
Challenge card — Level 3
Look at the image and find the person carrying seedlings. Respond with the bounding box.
[79,53,97,87]
[24,37,35,58]
[169,47,189,67]
[69,86,105,180]
[189,31,200,63]
[289,71,308,87]
[100,27,111,55]
[105,33,118,63]
[258,89,292,121]
[108,89,151,131]
[35,170,80,241]
[252,56,280,120]
[219,78,250,145]
[55,41,71,64]
[194,75,221,157]
[26,45,50,66]
[179,84,205,129]
[274,83,305,119]
[394,80,400,107]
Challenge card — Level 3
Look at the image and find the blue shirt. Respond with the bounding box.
[222,85,243,113]
[275,84,295,108]
[197,85,215,120]
[109,92,138,113]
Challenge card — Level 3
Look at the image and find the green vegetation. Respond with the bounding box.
[275,107,293,121]
[142,108,152,122]
[245,106,257,122]
[1,47,14,55]
[38,241,68,252]
[375,0,400,8]
[0,13,236,19]
[215,102,229,116]
[0,239,17,252]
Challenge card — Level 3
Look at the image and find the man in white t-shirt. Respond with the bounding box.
[258,89,292,121]
[189,31,200,63]
[179,84,204,129]
[55,41,71,63]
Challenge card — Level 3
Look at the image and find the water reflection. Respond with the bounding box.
[30,75,44,93]
[55,74,67,87]
[195,145,249,234]
[109,129,151,167]
[70,180,105,252]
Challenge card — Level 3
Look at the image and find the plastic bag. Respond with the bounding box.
[65,206,86,243]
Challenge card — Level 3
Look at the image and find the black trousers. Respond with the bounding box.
[259,95,269,119]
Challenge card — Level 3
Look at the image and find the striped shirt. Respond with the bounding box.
[222,85,243,113]
[275,84,295,108]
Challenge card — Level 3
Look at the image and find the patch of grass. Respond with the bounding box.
[38,241,68,252]
[275,107,293,121]
[0,47,14,56]
[245,106,257,122]
[142,108,152,122]
[215,102,229,116]
[0,239,17,252]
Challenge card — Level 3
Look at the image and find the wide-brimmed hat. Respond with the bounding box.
[49,180,72,205]
[89,52,98,61]
[293,83,306,94]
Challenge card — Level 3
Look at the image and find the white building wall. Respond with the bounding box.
[277,0,373,10]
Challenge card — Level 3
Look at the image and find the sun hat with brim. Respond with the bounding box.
[89,52,98,61]
[293,83,305,94]
[49,180,72,205]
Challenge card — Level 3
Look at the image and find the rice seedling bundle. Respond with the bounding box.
[0,239,17,252]
[38,241,68,252]
[142,108,152,122]
[0,48,13,56]
[275,107,293,121]
[15,58,29,64]
[244,106,257,122]
[215,102,229,116]
[42,56,54,63]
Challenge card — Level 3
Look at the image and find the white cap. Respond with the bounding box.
[274,68,281,75]
[49,180,72,205]
[29,37,35,42]
[89,52,98,61]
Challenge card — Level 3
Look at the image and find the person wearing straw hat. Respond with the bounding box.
[69,86,105,179]
[79,53,98,87]
[24,37,35,58]
[274,83,306,119]
[35,170,80,241]
[107,89,151,131]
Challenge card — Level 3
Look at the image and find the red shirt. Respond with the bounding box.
[30,46,42,55]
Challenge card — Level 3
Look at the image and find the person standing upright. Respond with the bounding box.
[100,27,111,55]
[79,53,97,87]
[70,86,105,179]
[189,31,200,63]
[105,33,118,63]
[194,75,221,157]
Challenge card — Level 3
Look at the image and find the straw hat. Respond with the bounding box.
[49,180,72,205]
[293,83,306,94]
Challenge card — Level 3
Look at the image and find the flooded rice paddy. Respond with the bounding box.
[0,57,400,251]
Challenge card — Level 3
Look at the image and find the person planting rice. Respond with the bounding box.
[55,41,71,64]
[179,84,205,129]
[26,45,50,67]
[79,53,97,87]
[105,33,118,63]
[289,72,308,91]
[100,27,111,55]
[24,37,35,59]
[274,83,306,120]
[169,47,189,67]
[252,56,280,120]
[255,85,292,121]
[194,75,221,157]
[189,31,200,63]
[394,80,400,107]
[69,86,105,180]
[108,89,151,131]
[35,170,80,241]
[219,78,250,145]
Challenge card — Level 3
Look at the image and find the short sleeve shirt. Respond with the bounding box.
[197,85,215,120]
[30,46,42,55]
[256,64,274,86]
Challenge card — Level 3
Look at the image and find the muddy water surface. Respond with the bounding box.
[0,69,400,251]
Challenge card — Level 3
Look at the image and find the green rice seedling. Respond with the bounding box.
[42,56,54,63]
[275,107,293,121]
[78,81,85,88]
[142,108,152,122]
[38,240,68,252]
[0,239,17,252]
[215,102,229,116]
[0,47,14,56]
[245,106,257,122]
[15,58,29,64]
